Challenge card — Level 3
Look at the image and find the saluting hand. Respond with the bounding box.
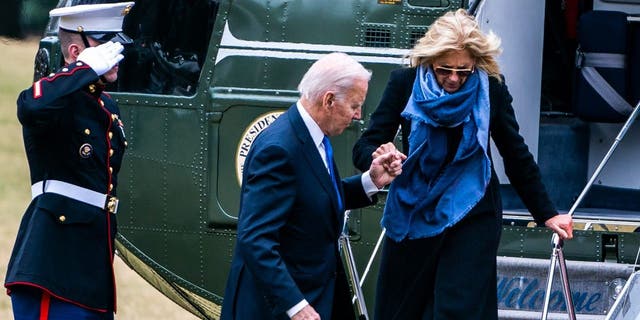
[77,41,124,76]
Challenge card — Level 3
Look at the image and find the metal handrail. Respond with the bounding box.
[541,100,640,320]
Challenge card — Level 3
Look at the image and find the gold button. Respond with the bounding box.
[109,149,114,157]
[48,73,55,77]
[124,141,128,147]
[62,68,68,72]
[111,114,118,120]
[109,167,113,174]
[109,184,114,192]
[77,62,83,66]
[59,215,66,222]
[84,128,91,135]
[108,131,113,139]
[88,84,96,93]
[99,100,105,107]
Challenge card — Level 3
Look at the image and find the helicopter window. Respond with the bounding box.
[112,0,219,95]
[407,0,451,7]
[364,24,392,48]
[408,27,428,47]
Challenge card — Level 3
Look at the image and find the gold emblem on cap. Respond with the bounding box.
[122,5,132,15]
[77,26,84,32]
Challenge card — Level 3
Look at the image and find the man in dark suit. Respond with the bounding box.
[221,52,405,320]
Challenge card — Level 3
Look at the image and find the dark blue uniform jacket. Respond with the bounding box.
[5,61,127,312]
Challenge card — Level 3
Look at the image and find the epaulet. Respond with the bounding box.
[33,79,43,99]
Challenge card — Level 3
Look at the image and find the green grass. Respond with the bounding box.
[0,37,32,199]
[0,37,198,320]
[0,36,36,319]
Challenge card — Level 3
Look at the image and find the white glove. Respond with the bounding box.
[77,41,124,76]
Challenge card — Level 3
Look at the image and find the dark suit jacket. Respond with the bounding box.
[353,67,557,225]
[5,61,126,311]
[221,105,374,320]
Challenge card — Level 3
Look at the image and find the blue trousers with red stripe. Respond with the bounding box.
[10,286,114,320]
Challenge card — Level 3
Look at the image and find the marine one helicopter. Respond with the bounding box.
[33,0,640,319]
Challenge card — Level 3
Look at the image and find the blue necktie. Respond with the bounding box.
[322,136,343,212]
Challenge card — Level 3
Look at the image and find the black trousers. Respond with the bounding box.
[374,209,501,320]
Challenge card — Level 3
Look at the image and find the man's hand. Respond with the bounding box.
[544,214,574,240]
[77,41,124,76]
[369,147,406,189]
[291,305,320,320]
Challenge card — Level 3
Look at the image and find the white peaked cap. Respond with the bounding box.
[49,2,135,34]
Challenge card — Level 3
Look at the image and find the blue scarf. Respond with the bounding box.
[382,65,492,241]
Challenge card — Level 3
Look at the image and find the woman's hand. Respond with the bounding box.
[544,214,574,240]
[372,142,399,160]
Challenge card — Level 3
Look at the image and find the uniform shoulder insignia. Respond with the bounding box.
[33,80,43,99]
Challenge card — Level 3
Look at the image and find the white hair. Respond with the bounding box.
[298,52,372,103]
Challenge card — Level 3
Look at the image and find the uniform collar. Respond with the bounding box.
[85,82,106,97]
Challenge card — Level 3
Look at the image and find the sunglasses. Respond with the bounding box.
[433,66,475,78]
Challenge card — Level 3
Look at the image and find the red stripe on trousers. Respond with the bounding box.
[40,291,50,320]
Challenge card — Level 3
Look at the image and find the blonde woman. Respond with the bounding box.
[352,9,573,320]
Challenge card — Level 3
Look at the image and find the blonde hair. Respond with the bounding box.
[408,9,503,81]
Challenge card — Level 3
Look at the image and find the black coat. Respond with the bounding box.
[5,61,127,311]
[353,67,557,225]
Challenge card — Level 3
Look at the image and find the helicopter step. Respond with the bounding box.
[605,270,640,320]
[496,256,634,319]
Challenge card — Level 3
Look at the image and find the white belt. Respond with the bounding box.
[31,180,119,214]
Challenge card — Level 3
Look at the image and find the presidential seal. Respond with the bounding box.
[235,111,284,185]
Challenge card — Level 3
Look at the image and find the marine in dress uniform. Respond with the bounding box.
[4,2,134,319]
